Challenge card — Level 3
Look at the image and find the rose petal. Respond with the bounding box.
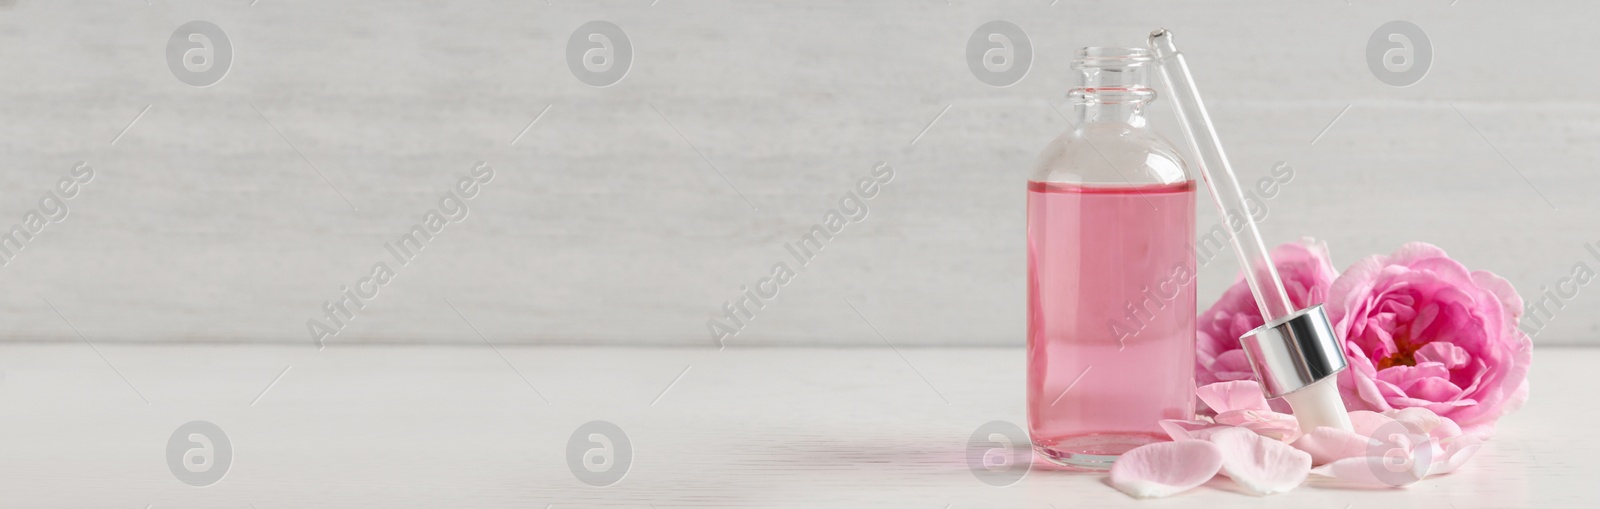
[1408,303,1441,341]
[1388,396,1475,416]
[1348,411,1398,436]
[1209,427,1312,495]
[1413,342,1470,370]
[1378,363,1452,386]
[1383,407,1459,439]
[1427,437,1483,476]
[1460,423,1497,442]
[1309,432,1432,488]
[1292,427,1370,466]
[1431,415,1463,440]
[1386,242,1452,266]
[1266,397,1294,415]
[1108,440,1224,499]
[1293,412,1410,466]
[1159,420,1229,442]
[1312,456,1422,488]
[1503,377,1531,418]
[1197,381,1271,413]
[1238,421,1303,443]
[1213,409,1290,427]
[1402,376,1466,402]
[1472,270,1526,324]
[1339,345,1395,413]
[1214,410,1302,442]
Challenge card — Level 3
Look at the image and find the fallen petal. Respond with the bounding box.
[1311,457,1400,488]
[1215,409,1296,427]
[1428,437,1483,476]
[1292,427,1369,466]
[1309,430,1433,488]
[1197,381,1272,413]
[1238,420,1303,443]
[1311,455,1426,488]
[1348,411,1398,437]
[1108,440,1225,499]
[1215,409,1302,442]
[1209,427,1312,495]
[1158,419,1228,442]
[1384,407,1461,440]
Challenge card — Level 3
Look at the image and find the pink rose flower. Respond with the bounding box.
[1197,238,1340,388]
[1326,242,1532,437]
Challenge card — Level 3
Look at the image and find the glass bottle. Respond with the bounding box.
[1026,47,1197,470]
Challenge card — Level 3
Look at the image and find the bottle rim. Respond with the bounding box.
[1072,47,1154,70]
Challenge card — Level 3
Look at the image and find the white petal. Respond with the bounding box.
[1209,427,1312,495]
[1311,456,1423,488]
[1308,433,1434,488]
[1108,440,1224,499]
[1427,437,1483,476]
[1291,427,1369,466]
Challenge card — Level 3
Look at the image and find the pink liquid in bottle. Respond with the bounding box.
[1026,180,1196,469]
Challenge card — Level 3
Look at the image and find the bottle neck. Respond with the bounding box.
[1069,87,1154,129]
[1081,98,1145,126]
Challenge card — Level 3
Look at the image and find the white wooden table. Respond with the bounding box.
[0,344,1588,507]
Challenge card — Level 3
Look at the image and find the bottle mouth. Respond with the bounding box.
[1070,47,1155,101]
[1072,47,1154,70]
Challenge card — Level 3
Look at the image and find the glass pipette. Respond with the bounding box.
[1148,29,1354,433]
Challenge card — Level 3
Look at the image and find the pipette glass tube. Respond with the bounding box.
[1147,29,1294,324]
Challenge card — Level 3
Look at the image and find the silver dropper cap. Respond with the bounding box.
[1238,305,1347,399]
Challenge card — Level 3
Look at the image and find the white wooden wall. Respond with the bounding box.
[1,0,1596,346]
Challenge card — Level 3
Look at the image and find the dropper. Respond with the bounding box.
[1148,29,1353,433]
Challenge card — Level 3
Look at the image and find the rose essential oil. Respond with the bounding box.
[1025,48,1197,470]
